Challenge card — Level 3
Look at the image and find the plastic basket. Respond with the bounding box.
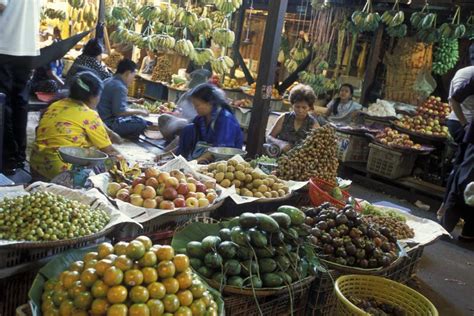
[309,178,361,211]
[366,143,418,179]
[335,274,438,315]
[335,132,370,163]
[232,107,252,128]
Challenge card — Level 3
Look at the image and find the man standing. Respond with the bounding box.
[0,0,42,173]
[97,59,149,140]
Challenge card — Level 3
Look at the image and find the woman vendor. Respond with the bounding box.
[139,49,156,75]
[324,83,362,124]
[267,84,319,153]
[68,38,112,81]
[30,72,122,180]
[177,83,243,163]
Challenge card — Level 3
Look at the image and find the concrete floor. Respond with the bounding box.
[349,183,474,316]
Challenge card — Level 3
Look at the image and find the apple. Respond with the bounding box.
[170,170,185,181]
[116,188,130,202]
[206,192,217,203]
[145,177,159,189]
[132,177,146,187]
[163,187,178,201]
[159,200,175,210]
[130,194,144,207]
[204,180,216,190]
[107,182,122,197]
[186,192,197,199]
[186,177,198,185]
[179,178,187,184]
[156,183,166,196]
[198,198,210,208]
[196,192,206,199]
[119,182,128,188]
[195,182,207,193]
[185,197,199,208]
[141,186,157,199]
[145,167,159,179]
[132,183,145,195]
[187,183,197,193]
[155,196,164,206]
[173,198,186,208]
[177,183,190,196]
[165,177,179,189]
[158,172,170,184]
[143,198,157,209]
[177,194,185,200]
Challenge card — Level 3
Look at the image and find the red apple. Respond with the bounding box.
[145,177,159,189]
[198,198,210,208]
[195,182,207,193]
[170,170,185,181]
[177,183,190,196]
[156,183,166,196]
[186,192,197,199]
[206,192,217,203]
[116,189,130,202]
[132,177,146,187]
[173,198,186,208]
[177,194,185,200]
[155,196,164,206]
[159,200,175,210]
[187,183,197,193]
[132,183,145,195]
[158,172,170,184]
[143,198,157,209]
[186,177,198,185]
[145,167,159,179]
[165,177,179,189]
[119,182,128,188]
[196,192,206,199]
[163,187,178,201]
[185,197,199,208]
[179,178,187,184]
[141,186,157,199]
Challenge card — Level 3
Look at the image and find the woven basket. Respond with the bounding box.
[335,274,438,315]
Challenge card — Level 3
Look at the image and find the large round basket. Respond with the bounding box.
[335,274,438,315]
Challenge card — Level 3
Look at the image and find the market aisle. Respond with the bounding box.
[349,183,474,316]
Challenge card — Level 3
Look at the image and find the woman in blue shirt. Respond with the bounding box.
[177,83,243,162]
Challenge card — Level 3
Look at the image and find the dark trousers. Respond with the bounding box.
[0,60,31,169]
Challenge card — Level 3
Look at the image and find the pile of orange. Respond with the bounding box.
[41,236,219,316]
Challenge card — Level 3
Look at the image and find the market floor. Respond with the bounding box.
[349,183,474,316]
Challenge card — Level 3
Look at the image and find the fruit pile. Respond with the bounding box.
[0,192,109,242]
[107,168,218,210]
[231,99,252,108]
[246,82,281,99]
[417,96,451,122]
[103,51,123,70]
[277,125,339,182]
[375,128,422,150]
[349,296,406,315]
[151,56,172,83]
[131,101,176,114]
[40,237,219,316]
[186,206,312,288]
[222,77,240,90]
[200,159,289,198]
[305,203,399,269]
[362,215,414,240]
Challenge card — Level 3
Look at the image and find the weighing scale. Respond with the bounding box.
[55,147,109,189]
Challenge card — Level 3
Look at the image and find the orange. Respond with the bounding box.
[69,261,84,273]
[73,291,92,310]
[142,267,158,284]
[156,245,174,261]
[91,280,109,298]
[176,271,192,290]
[42,298,55,311]
[52,290,68,306]
[162,278,179,294]
[138,251,157,267]
[127,240,146,260]
[189,300,206,316]
[124,269,144,286]
[129,303,150,316]
[200,292,212,307]
[135,236,153,250]
[62,271,81,290]
[106,303,128,316]
[189,280,206,299]
[95,259,113,276]
[80,268,98,287]
[146,299,164,316]
[45,279,59,291]
[206,306,218,316]
[105,254,118,262]
[84,259,98,270]
[107,285,128,304]
[83,252,99,263]
[91,298,110,315]
[173,255,190,273]
[162,294,180,313]
[58,299,74,316]
[176,290,193,306]
[68,281,87,299]
[157,261,175,279]
[114,241,129,256]
[103,266,124,286]
[174,306,192,316]
[114,255,133,271]
[129,285,150,303]
[97,242,115,259]
[147,282,166,299]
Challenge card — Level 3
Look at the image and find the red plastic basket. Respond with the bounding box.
[309,178,361,211]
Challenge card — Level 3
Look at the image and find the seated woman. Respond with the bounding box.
[30,72,122,180]
[68,38,112,81]
[177,83,243,163]
[324,83,362,124]
[267,84,319,154]
[140,49,157,75]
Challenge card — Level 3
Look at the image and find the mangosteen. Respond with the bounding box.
[373,237,382,247]
[318,214,328,222]
[327,210,337,219]
[358,259,369,269]
[309,236,319,245]
[332,237,343,248]
[372,248,383,259]
[335,214,348,225]
[345,243,357,256]
[337,224,349,235]
[323,244,334,254]
[349,228,362,239]
[367,227,377,238]
[316,221,328,231]
[342,236,352,245]
[344,208,358,219]
[346,256,356,266]
[364,241,375,254]
[346,220,355,228]
[310,227,322,238]
[353,217,362,226]
[305,217,315,226]
[353,238,366,249]
[335,257,347,266]
[305,208,318,217]
[355,249,366,259]
[379,226,392,238]
[335,247,347,258]
[358,224,368,235]
[368,258,378,268]
[329,228,340,238]
[320,233,332,244]
[321,202,331,209]
[380,255,392,267]
[381,242,391,252]
[327,219,336,229]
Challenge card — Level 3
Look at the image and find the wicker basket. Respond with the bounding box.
[366,143,418,179]
[335,132,370,163]
[334,275,438,315]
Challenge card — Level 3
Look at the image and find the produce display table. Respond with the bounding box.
[137,73,168,101]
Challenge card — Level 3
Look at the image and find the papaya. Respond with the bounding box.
[269,212,291,229]
[255,213,279,233]
[201,236,221,252]
[241,260,259,277]
[186,241,206,259]
[218,228,232,241]
[277,205,305,225]
[204,252,223,269]
[259,258,277,273]
[269,231,285,246]
[244,276,262,288]
[217,241,238,259]
[262,273,283,287]
[227,216,240,228]
[275,255,291,272]
[212,272,226,284]
[228,276,244,287]
[276,271,292,284]
[249,228,268,248]
[197,266,214,278]
[237,247,253,260]
[224,259,241,276]
[190,258,203,270]
[238,212,258,228]
[255,246,275,258]
[230,226,250,246]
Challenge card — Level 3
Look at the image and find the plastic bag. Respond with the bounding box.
[414,68,437,99]
[464,182,474,206]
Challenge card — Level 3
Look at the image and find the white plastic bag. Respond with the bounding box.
[464,182,474,206]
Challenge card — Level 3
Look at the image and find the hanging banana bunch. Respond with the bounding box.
[432,37,459,75]
[210,11,226,29]
[211,56,234,75]
[466,15,474,39]
[381,0,404,27]
[215,0,242,15]
[284,59,298,73]
[413,6,440,43]
[138,5,161,24]
[159,5,177,25]
[212,28,235,48]
[68,0,85,9]
[351,0,381,33]
[152,34,176,50]
[192,48,215,66]
[191,17,213,36]
[290,38,310,62]
[438,6,466,40]
[176,9,198,28]
[175,39,195,57]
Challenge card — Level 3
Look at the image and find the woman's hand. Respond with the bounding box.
[109,131,123,144]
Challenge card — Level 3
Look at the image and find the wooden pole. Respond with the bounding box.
[246,0,289,158]
[360,25,384,106]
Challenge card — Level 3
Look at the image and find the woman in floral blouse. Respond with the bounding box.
[30,72,122,180]
[68,38,112,81]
